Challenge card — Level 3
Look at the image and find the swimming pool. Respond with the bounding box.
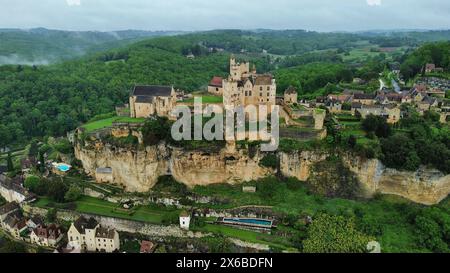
[222,218,273,227]
[56,164,71,172]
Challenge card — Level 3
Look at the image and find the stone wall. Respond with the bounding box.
[22,204,205,239]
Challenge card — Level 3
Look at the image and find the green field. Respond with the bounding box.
[184,95,223,104]
[194,223,291,250]
[34,196,179,224]
[81,117,146,133]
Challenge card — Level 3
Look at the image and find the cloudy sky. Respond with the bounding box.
[0,0,449,32]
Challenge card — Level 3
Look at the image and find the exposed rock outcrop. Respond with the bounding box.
[75,138,450,205]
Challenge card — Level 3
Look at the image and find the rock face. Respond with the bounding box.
[75,142,272,191]
[75,140,450,205]
[75,143,169,192]
[343,155,450,205]
[279,150,450,205]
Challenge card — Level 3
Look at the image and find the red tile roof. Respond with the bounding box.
[140,241,156,253]
[209,76,223,87]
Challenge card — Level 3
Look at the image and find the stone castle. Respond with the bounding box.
[209,56,276,108]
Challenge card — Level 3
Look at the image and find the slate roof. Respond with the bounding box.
[96,167,112,174]
[131,85,173,97]
[284,86,297,94]
[73,216,98,234]
[95,227,116,239]
[353,93,376,100]
[135,96,154,103]
[254,75,272,85]
[0,202,20,216]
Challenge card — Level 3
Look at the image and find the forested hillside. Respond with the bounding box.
[0,28,181,64]
[400,41,450,81]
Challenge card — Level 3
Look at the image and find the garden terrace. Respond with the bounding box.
[80,116,146,133]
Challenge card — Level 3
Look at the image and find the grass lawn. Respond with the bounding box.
[195,223,291,250]
[81,116,146,133]
[33,196,179,225]
[184,95,223,104]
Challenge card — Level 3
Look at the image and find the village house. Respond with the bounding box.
[425,63,444,74]
[129,85,177,118]
[179,210,191,230]
[352,93,376,105]
[355,104,401,124]
[222,56,276,108]
[2,211,28,239]
[207,76,224,95]
[0,174,35,203]
[0,202,20,223]
[67,216,120,253]
[284,86,298,105]
[30,224,64,247]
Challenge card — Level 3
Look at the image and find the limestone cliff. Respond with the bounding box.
[279,150,450,205]
[75,141,272,191]
[75,137,450,205]
[343,155,450,205]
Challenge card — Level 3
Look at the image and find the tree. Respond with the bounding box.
[24,176,41,192]
[303,214,374,253]
[348,135,357,148]
[6,151,13,172]
[28,140,39,157]
[47,179,68,203]
[46,208,57,223]
[362,114,391,138]
[381,134,420,171]
[64,185,82,202]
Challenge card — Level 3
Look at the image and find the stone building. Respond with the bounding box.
[179,210,191,230]
[222,56,276,108]
[129,85,177,118]
[30,224,64,247]
[0,174,35,203]
[68,216,120,253]
[207,76,224,95]
[95,167,113,183]
[284,86,298,105]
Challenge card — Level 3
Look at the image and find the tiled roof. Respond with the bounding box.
[140,241,156,253]
[209,76,223,87]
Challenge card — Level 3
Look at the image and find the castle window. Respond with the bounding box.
[245,91,248,96]
[267,86,270,91]
[260,87,263,91]
[260,93,262,97]
[249,91,252,96]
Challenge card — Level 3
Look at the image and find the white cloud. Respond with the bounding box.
[66,0,81,6]
[367,0,382,6]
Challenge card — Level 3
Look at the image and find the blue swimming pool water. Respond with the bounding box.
[57,164,71,172]
[223,218,272,226]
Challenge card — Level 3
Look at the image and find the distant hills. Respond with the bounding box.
[0,28,185,65]
[0,28,449,65]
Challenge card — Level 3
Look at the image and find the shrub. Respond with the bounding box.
[259,154,278,168]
